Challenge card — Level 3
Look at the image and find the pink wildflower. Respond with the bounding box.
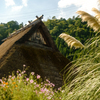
[18,74,21,76]
[41,82,43,84]
[62,90,64,93]
[37,75,40,79]
[26,78,29,81]
[51,91,54,95]
[46,79,50,83]
[9,75,12,78]
[12,76,15,79]
[34,82,36,85]
[47,96,51,99]
[51,83,55,87]
[41,88,45,93]
[23,64,26,67]
[16,71,19,73]
[58,87,61,91]
[35,90,38,94]
[0,79,2,83]
[36,84,39,87]
[21,71,26,74]
[30,79,34,83]
[31,72,35,75]
[44,84,48,86]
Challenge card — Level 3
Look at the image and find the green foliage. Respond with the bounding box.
[44,16,96,61]
[0,69,60,100]
[58,35,100,100]
[0,21,23,44]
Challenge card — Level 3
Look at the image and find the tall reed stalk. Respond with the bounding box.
[61,33,100,100]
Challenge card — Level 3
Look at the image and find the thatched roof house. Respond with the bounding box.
[0,15,70,88]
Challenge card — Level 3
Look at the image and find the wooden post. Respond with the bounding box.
[28,21,31,24]
[36,15,44,20]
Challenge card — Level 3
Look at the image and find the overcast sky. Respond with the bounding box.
[0,0,99,24]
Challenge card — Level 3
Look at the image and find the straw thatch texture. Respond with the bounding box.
[0,17,71,89]
[0,27,32,60]
[0,44,70,89]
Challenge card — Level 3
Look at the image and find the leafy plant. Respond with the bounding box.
[0,69,62,100]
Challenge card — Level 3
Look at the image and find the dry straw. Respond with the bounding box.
[62,35,100,100]
[59,33,84,49]
[98,0,100,6]
[76,10,100,32]
[92,8,100,23]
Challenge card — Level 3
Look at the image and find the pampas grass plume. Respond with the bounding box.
[92,8,100,23]
[59,33,84,49]
[76,10,100,32]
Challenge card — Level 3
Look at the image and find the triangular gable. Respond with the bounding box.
[0,15,58,60]
[29,29,46,45]
[16,21,58,51]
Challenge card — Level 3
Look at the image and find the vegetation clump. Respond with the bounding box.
[0,68,63,100]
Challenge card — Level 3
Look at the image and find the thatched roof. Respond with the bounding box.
[0,15,58,60]
[0,15,71,89]
[0,27,31,60]
[0,44,70,88]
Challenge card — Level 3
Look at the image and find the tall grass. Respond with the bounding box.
[59,35,100,100]
[59,6,100,100]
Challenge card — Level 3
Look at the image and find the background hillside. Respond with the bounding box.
[0,16,96,60]
[0,21,23,44]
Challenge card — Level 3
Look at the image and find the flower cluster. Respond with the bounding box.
[0,69,62,100]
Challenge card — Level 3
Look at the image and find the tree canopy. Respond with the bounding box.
[0,21,23,44]
[44,16,96,60]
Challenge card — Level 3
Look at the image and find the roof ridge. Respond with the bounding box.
[2,15,44,42]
